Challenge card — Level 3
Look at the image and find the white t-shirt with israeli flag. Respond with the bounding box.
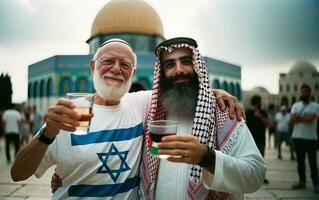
[35,91,151,199]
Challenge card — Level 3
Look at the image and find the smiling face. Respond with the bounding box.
[161,47,195,85]
[93,42,135,85]
[159,47,199,119]
[90,42,136,101]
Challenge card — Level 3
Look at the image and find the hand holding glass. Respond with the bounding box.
[67,93,94,134]
[148,120,178,159]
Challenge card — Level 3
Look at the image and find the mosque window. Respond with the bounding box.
[279,84,283,92]
[33,82,38,98]
[230,82,235,95]
[235,83,241,101]
[222,81,228,92]
[286,84,290,92]
[47,78,53,97]
[294,84,298,92]
[213,79,220,89]
[315,83,319,91]
[59,77,72,96]
[28,83,32,98]
[39,80,45,98]
[76,77,88,93]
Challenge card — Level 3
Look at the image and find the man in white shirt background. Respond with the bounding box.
[290,84,319,194]
[275,105,294,160]
[2,104,21,164]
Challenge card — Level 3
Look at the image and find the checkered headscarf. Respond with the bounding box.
[145,39,218,184]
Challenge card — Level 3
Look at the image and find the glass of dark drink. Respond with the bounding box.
[148,120,178,158]
[67,93,94,134]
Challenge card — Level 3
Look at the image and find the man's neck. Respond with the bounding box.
[302,100,310,105]
[95,94,120,106]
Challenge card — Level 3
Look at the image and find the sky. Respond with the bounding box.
[1,0,319,103]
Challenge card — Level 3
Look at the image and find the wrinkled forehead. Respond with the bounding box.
[98,42,134,61]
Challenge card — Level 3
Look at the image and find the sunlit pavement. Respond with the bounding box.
[0,136,318,200]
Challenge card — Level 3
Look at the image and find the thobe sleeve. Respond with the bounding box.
[202,122,266,193]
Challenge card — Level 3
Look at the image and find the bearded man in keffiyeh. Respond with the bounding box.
[139,37,266,200]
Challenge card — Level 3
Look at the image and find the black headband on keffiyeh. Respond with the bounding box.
[145,37,218,184]
[154,37,198,55]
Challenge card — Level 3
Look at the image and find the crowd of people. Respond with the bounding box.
[245,83,319,193]
[1,105,43,164]
[0,36,317,199]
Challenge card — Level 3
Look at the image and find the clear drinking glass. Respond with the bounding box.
[67,93,94,134]
[148,120,178,159]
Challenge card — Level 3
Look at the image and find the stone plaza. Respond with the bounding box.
[0,136,318,200]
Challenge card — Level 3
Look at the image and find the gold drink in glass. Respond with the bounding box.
[67,93,94,134]
[148,120,178,158]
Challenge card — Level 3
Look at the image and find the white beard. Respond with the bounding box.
[93,69,132,101]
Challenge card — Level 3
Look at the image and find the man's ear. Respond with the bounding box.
[131,67,136,77]
[89,60,95,76]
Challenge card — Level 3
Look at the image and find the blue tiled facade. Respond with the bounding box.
[28,53,241,112]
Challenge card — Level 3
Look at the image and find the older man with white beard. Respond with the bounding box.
[11,38,244,199]
[11,39,152,199]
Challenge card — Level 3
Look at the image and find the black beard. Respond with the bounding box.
[160,73,199,120]
[300,95,310,102]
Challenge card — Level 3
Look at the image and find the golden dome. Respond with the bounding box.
[90,0,164,38]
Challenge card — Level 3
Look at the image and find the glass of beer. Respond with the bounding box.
[148,120,178,158]
[67,93,94,134]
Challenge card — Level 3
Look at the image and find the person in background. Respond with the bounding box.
[245,95,269,184]
[0,111,4,138]
[30,105,44,136]
[275,105,294,160]
[290,84,319,193]
[2,104,21,164]
[267,104,276,149]
[20,106,32,145]
[129,82,147,93]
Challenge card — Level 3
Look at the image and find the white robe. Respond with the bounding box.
[155,118,266,200]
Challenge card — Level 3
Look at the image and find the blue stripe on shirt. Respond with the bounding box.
[71,122,144,146]
[68,175,140,197]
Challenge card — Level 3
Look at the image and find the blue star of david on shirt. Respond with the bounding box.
[97,143,131,183]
